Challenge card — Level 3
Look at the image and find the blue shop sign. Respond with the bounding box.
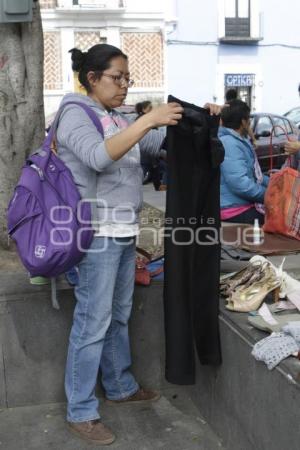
[225,74,255,87]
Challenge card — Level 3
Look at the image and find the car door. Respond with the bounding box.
[271,116,290,168]
[253,115,276,172]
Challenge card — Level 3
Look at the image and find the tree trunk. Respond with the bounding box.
[0,0,44,248]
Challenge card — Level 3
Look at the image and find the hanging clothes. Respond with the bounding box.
[163,95,224,385]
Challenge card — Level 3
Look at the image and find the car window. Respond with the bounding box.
[272,116,287,136]
[286,108,300,123]
[283,118,293,135]
[255,116,273,135]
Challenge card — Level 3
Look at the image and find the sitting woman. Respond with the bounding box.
[219,99,269,225]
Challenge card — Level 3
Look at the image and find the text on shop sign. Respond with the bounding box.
[225,74,255,87]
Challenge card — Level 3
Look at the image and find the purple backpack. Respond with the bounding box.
[7,101,103,278]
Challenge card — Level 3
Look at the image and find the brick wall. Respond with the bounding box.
[39,0,57,9]
[121,33,164,88]
[73,32,107,92]
[44,32,63,90]
[74,31,106,52]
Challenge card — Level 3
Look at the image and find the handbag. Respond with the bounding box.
[263,125,300,240]
[135,256,151,286]
[135,255,164,286]
[263,165,300,240]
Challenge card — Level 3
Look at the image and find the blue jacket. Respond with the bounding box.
[218,126,269,209]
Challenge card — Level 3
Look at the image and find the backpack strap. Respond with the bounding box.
[51,277,60,310]
[43,101,104,151]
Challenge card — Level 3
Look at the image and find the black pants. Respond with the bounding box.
[163,96,224,385]
[223,207,265,225]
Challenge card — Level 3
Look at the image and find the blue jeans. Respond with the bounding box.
[65,236,139,422]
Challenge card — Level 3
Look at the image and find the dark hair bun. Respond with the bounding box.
[69,48,87,72]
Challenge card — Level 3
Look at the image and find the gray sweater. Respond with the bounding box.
[56,93,165,226]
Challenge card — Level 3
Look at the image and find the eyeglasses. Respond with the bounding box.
[102,73,134,88]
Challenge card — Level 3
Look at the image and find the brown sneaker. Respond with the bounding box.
[68,419,115,445]
[106,388,160,405]
[158,184,167,191]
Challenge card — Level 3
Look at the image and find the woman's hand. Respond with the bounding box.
[143,102,183,128]
[203,103,226,115]
[284,140,300,155]
[105,103,182,161]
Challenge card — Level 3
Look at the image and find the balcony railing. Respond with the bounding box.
[57,0,125,8]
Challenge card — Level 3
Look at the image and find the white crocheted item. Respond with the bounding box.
[282,321,300,345]
[251,332,299,370]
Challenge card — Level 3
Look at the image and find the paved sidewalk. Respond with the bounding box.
[0,388,224,450]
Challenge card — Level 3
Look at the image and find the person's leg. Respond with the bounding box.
[224,207,265,225]
[152,164,161,190]
[65,237,121,423]
[100,237,139,400]
[160,159,168,186]
[65,266,79,286]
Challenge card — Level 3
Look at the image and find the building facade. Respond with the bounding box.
[40,0,168,115]
[40,0,300,116]
[166,0,300,114]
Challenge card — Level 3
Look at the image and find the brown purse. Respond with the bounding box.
[135,255,164,286]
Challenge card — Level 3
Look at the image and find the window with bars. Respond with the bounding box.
[225,0,250,37]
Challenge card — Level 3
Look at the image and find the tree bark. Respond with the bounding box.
[0,0,44,248]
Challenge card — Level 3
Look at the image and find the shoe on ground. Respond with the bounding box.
[68,419,115,445]
[106,388,160,405]
[158,184,167,191]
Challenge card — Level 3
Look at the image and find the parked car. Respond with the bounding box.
[284,106,300,130]
[250,113,299,173]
